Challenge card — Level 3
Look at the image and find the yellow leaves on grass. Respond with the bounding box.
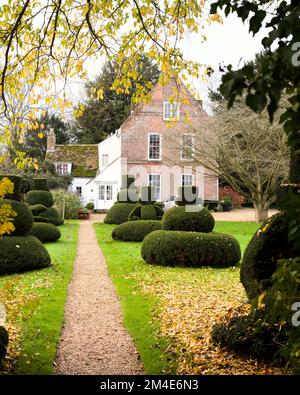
[131,267,289,375]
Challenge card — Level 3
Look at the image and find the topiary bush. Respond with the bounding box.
[175,186,199,206]
[33,178,49,191]
[0,199,33,236]
[112,220,162,242]
[104,202,138,224]
[25,190,54,207]
[0,174,23,201]
[211,308,286,361]
[162,206,215,233]
[141,230,241,267]
[0,235,51,274]
[240,213,298,301]
[29,204,47,215]
[36,207,64,226]
[0,326,9,359]
[29,222,61,243]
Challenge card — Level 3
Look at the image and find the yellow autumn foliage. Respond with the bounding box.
[0,178,17,237]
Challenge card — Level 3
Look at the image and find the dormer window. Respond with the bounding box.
[56,163,70,176]
[163,102,179,120]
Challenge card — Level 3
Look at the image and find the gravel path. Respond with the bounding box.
[212,208,278,222]
[54,220,143,375]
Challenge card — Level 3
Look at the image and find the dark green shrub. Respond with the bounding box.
[29,222,61,243]
[0,175,23,201]
[0,199,33,236]
[0,326,8,359]
[112,220,162,242]
[86,202,94,210]
[37,207,64,226]
[29,204,47,215]
[0,235,51,274]
[25,190,54,207]
[117,189,139,203]
[33,216,50,223]
[104,202,138,224]
[162,206,215,233]
[33,178,48,191]
[141,205,157,220]
[141,230,241,267]
[140,186,156,204]
[175,186,198,206]
[240,213,297,301]
[211,308,286,361]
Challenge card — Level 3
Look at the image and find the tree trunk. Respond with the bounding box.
[254,204,269,222]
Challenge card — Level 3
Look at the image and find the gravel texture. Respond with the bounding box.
[54,220,143,375]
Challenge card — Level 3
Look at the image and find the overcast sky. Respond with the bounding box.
[66,10,269,115]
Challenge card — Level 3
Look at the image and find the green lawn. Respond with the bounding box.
[0,221,79,375]
[94,221,266,375]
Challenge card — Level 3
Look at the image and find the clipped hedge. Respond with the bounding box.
[0,235,51,274]
[162,206,215,233]
[211,309,285,361]
[29,204,47,215]
[0,326,8,359]
[0,199,33,236]
[240,213,297,301]
[141,230,241,268]
[112,220,162,242]
[25,190,54,207]
[141,205,157,220]
[104,202,138,225]
[33,216,50,223]
[36,207,64,226]
[0,174,23,201]
[29,222,61,243]
[33,178,48,191]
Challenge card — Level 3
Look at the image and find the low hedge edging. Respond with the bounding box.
[141,230,241,268]
[112,220,162,242]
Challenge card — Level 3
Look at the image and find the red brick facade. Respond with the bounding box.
[120,79,218,202]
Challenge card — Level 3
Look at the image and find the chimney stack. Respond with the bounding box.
[47,128,56,152]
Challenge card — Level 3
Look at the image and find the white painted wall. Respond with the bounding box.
[70,177,94,206]
[88,133,122,210]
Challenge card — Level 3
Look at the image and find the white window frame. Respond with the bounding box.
[181,134,195,160]
[148,174,161,201]
[55,162,71,176]
[148,133,162,161]
[76,186,82,197]
[181,174,194,186]
[163,101,180,121]
[102,154,109,167]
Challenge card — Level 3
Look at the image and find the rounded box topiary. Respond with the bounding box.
[0,326,9,359]
[0,199,33,236]
[36,207,64,226]
[29,204,48,216]
[104,202,138,224]
[162,206,215,233]
[112,220,162,242]
[0,235,51,275]
[25,190,54,207]
[29,222,61,243]
[175,186,199,206]
[240,213,299,302]
[0,174,23,201]
[141,230,241,268]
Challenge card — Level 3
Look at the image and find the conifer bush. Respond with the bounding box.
[112,220,162,242]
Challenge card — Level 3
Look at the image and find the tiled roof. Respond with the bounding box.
[46,144,99,177]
